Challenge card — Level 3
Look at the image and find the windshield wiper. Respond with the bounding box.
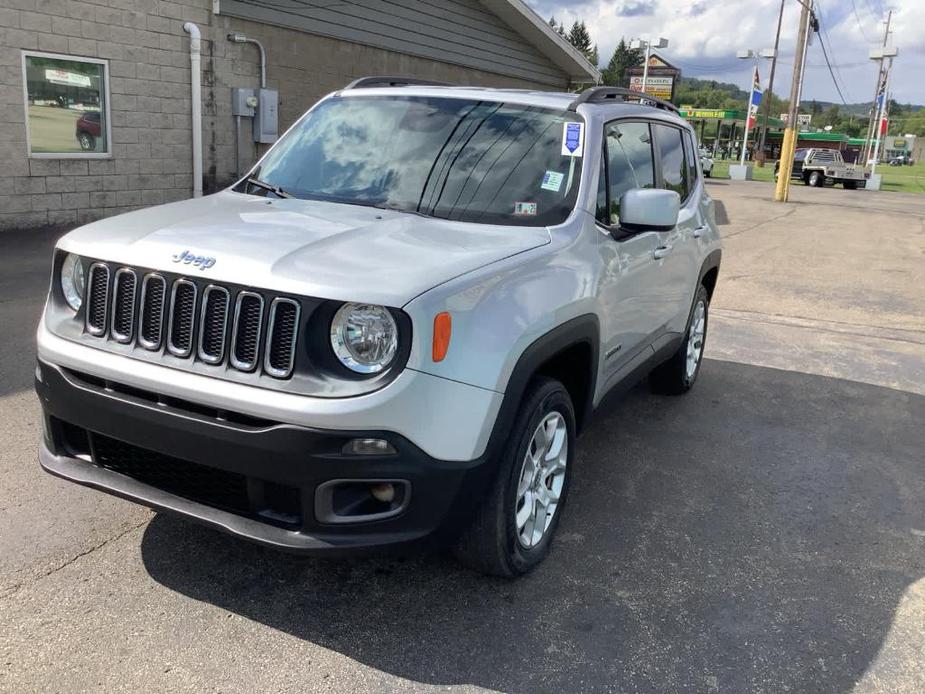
[367,201,432,218]
[243,176,293,199]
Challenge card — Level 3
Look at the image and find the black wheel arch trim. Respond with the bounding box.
[485,314,600,456]
[698,249,722,288]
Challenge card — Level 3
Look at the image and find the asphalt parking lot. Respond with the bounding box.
[1,181,924,693]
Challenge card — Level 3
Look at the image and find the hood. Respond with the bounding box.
[58,191,551,306]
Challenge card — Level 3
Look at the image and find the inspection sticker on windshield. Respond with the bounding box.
[514,202,537,216]
[561,122,584,157]
[541,170,564,192]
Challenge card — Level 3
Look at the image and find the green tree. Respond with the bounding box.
[566,20,598,65]
[820,105,840,128]
[547,16,566,37]
[601,38,643,88]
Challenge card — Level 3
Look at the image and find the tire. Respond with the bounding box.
[78,132,95,151]
[705,170,712,178]
[843,180,857,190]
[809,171,823,187]
[454,376,575,577]
[649,285,709,395]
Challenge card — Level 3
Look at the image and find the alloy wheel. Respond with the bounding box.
[686,300,706,380]
[515,412,568,548]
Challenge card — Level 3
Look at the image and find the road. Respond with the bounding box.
[1,181,924,693]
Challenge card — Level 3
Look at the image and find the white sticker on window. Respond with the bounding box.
[561,122,584,157]
[514,202,538,216]
[541,170,564,192]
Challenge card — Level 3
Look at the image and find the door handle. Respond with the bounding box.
[653,245,672,260]
[692,226,708,239]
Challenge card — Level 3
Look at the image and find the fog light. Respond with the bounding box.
[343,438,396,456]
[370,483,395,503]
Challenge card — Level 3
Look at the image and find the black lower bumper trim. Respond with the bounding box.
[35,360,497,556]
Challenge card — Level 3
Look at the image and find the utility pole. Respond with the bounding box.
[774,0,812,202]
[870,58,892,174]
[862,11,892,165]
[758,0,785,163]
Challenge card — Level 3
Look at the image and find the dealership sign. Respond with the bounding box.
[628,76,673,101]
[44,69,92,88]
[625,53,680,102]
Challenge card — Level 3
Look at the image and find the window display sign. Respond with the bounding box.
[22,52,111,157]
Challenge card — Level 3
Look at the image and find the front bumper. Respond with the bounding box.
[36,360,497,555]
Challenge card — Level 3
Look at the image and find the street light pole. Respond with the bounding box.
[631,37,668,95]
[758,0,785,161]
[736,49,775,167]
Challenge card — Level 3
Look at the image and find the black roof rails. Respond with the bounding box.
[343,76,451,90]
[568,87,680,114]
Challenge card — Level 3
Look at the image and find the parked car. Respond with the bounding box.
[775,148,866,189]
[75,111,101,150]
[889,155,908,166]
[36,81,722,577]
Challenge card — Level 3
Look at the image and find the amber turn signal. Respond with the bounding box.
[432,312,452,362]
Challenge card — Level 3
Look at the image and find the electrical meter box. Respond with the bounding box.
[254,88,279,144]
[231,87,255,117]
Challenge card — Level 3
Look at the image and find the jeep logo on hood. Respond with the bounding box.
[172,250,216,270]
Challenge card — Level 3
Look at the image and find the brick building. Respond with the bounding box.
[0,0,597,231]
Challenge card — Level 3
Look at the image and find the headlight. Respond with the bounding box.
[60,253,85,311]
[330,303,398,374]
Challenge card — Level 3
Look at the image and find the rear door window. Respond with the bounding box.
[684,132,699,192]
[653,124,690,202]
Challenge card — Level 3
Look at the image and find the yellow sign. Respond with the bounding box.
[893,138,907,149]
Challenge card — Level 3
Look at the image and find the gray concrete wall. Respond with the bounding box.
[0,0,569,232]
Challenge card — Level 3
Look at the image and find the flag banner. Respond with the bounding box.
[746,67,762,130]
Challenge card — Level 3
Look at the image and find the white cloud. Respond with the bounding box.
[530,0,925,106]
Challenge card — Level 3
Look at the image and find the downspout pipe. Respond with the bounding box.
[183,22,203,198]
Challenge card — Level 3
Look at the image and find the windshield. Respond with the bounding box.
[242,95,585,226]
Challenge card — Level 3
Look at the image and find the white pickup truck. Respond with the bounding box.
[776,148,867,189]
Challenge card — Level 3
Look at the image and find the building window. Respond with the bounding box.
[21,51,111,158]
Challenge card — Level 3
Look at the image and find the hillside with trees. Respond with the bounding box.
[550,20,924,137]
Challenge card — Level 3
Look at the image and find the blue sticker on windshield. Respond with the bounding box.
[561,122,584,157]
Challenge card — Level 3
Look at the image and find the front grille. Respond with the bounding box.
[85,431,302,527]
[231,292,264,371]
[138,274,166,350]
[110,269,137,343]
[78,261,303,381]
[85,264,110,336]
[91,433,251,515]
[197,286,230,364]
[265,298,300,378]
[167,279,197,358]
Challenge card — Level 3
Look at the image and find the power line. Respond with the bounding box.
[849,0,871,42]
[812,2,851,104]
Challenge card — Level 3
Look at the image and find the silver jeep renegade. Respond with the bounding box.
[36,79,721,576]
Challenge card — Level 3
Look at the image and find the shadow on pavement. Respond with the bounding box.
[0,227,61,398]
[141,359,925,692]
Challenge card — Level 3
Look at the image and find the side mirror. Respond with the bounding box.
[618,188,680,233]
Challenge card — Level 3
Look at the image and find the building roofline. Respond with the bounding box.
[478,0,601,85]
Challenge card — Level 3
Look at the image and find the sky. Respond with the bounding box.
[526,0,925,107]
